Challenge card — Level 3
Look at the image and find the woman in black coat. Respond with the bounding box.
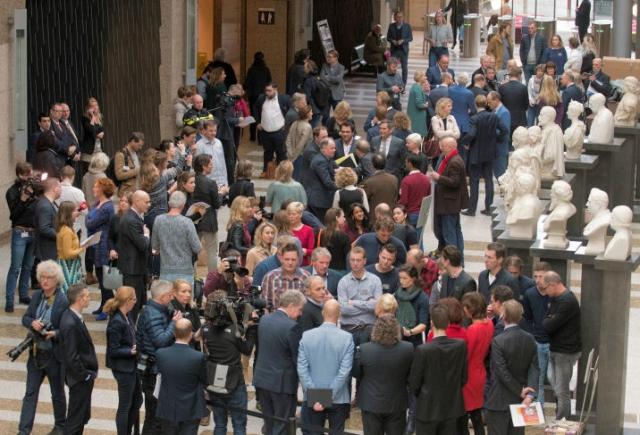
[105,286,143,435]
[245,52,272,141]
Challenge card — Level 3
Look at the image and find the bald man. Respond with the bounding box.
[118,190,151,318]
[298,299,354,434]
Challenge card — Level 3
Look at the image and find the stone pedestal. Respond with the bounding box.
[529,240,581,284]
[583,137,632,209]
[498,231,536,277]
[565,155,600,240]
[540,172,576,191]
[573,246,603,416]
[592,254,640,435]
[613,124,640,218]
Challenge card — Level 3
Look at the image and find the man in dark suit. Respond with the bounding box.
[254,83,291,175]
[486,300,539,435]
[584,57,612,99]
[307,138,338,221]
[439,245,477,300]
[428,73,452,110]
[427,55,455,87]
[478,242,520,304]
[409,303,467,434]
[354,139,375,181]
[449,73,477,140]
[253,290,306,435]
[387,11,413,86]
[560,71,585,130]
[487,91,511,178]
[362,154,399,223]
[519,21,547,82]
[28,113,51,163]
[334,120,357,160]
[430,137,468,258]
[18,260,69,435]
[193,154,224,274]
[371,120,406,180]
[498,67,529,137]
[34,177,62,262]
[49,103,78,166]
[300,126,327,184]
[156,318,207,435]
[575,0,591,42]
[118,190,151,319]
[461,94,508,216]
[354,314,414,435]
[60,284,98,435]
[303,247,341,297]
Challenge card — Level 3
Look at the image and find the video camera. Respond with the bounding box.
[6,321,53,361]
[204,285,267,333]
[223,256,249,278]
[20,172,47,199]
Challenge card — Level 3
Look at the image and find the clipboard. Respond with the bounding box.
[416,195,432,229]
[307,388,333,408]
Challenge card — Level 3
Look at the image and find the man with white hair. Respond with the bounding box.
[136,280,183,435]
[152,191,201,283]
[448,72,476,156]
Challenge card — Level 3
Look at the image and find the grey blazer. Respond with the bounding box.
[371,135,406,180]
[320,63,346,101]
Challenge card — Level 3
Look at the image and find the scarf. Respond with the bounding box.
[437,148,459,175]
[395,286,422,328]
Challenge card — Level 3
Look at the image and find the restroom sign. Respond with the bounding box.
[258,8,275,25]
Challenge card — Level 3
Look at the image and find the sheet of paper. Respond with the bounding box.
[509,402,545,427]
[237,116,256,128]
[80,231,101,248]
[186,202,210,217]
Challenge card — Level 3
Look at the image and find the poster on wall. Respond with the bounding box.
[258,8,275,25]
[316,19,335,55]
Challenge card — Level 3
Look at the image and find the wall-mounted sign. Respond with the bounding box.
[316,19,335,55]
[258,8,275,25]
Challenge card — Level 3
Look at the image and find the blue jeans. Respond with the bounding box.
[391,49,409,86]
[5,228,35,309]
[212,383,248,435]
[523,64,536,83]
[536,342,550,405]
[527,106,540,127]
[159,272,194,286]
[438,214,464,261]
[113,370,143,435]
[548,351,581,419]
[292,155,303,182]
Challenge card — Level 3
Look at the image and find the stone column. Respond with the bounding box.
[612,0,633,57]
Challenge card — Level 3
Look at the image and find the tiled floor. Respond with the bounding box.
[2,30,640,434]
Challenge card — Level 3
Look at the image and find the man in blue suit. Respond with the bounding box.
[448,72,476,161]
[28,113,51,163]
[298,299,354,435]
[334,121,357,160]
[560,71,585,130]
[519,21,547,82]
[487,91,511,179]
[303,247,341,297]
[426,55,456,86]
[307,138,338,221]
[387,11,413,86]
[254,290,307,435]
[156,318,208,435]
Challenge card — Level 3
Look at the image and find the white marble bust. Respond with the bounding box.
[538,106,565,180]
[564,101,586,160]
[500,149,541,210]
[588,93,614,143]
[603,205,633,260]
[528,125,544,160]
[583,188,611,255]
[543,180,577,248]
[614,76,640,127]
[506,171,542,239]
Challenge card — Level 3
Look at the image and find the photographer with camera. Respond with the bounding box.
[15,260,69,435]
[135,280,183,435]
[4,162,37,312]
[203,290,258,435]
[203,249,252,299]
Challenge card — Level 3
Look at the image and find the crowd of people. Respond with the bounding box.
[4,5,608,435]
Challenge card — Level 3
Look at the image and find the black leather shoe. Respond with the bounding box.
[480,209,492,216]
[461,210,476,217]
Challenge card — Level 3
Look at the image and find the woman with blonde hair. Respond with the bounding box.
[265,160,307,212]
[375,294,399,317]
[407,70,430,137]
[169,280,202,347]
[537,75,564,125]
[287,201,315,265]
[225,196,254,262]
[580,34,598,74]
[431,97,461,143]
[392,111,413,141]
[80,97,105,165]
[326,100,355,139]
[56,201,85,293]
[332,167,369,216]
[246,222,278,275]
[105,286,143,435]
[286,105,313,180]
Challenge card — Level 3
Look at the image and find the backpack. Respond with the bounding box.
[106,148,129,187]
[313,76,332,108]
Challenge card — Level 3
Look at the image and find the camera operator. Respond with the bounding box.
[17,260,69,435]
[5,162,37,312]
[203,249,252,299]
[203,290,258,435]
[135,280,183,435]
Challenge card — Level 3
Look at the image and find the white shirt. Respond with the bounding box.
[379,136,392,157]
[488,273,496,286]
[261,94,285,132]
[195,137,229,186]
[59,181,86,207]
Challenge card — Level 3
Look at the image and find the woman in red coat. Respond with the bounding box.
[460,292,494,435]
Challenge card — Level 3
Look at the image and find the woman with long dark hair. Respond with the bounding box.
[318,208,351,272]
[344,203,371,244]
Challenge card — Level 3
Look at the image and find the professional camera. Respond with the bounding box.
[215,92,239,111]
[222,256,249,278]
[204,286,267,332]
[6,321,53,361]
[20,172,47,199]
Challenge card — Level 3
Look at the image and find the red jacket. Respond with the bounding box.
[399,171,431,214]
